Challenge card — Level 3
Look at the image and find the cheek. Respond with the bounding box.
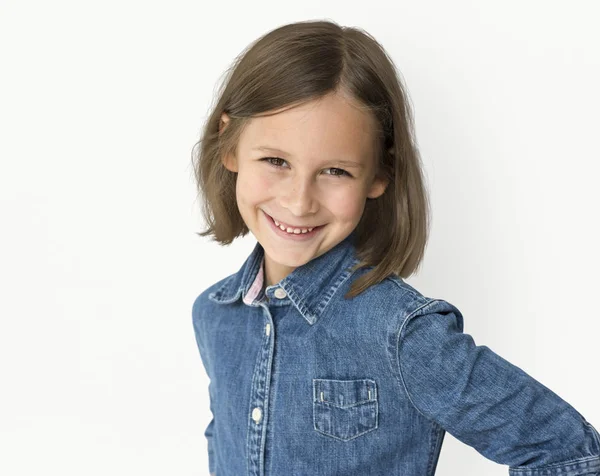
[236,170,274,204]
[327,188,366,220]
[252,168,279,194]
[257,174,275,192]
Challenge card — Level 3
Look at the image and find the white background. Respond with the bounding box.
[1,1,599,475]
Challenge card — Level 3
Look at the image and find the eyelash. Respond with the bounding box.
[260,157,353,178]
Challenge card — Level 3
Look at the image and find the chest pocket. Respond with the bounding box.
[312,378,378,441]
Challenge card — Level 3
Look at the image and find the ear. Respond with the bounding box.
[219,112,230,135]
[222,153,238,172]
[219,112,238,172]
[367,175,389,199]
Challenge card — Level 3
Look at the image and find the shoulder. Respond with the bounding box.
[380,274,435,321]
[347,266,460,326]
[386,274,464,329]
[351,266,429,309]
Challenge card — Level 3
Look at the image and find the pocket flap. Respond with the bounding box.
[313,378,377,407]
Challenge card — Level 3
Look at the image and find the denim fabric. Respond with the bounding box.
[192,231,600,475]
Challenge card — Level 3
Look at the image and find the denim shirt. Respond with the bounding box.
[192,232,600,476]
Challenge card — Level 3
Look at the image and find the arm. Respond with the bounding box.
[205,413,216,476]
[395,298,600,475]
[192,296,216,476]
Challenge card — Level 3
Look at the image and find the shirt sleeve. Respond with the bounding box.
[205,414,216,475]
[192,295,216,475]
[395,298,600,476]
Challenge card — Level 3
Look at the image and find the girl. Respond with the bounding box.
[191,20,600,476]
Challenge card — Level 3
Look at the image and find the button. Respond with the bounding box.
[252,407,262,423]
[274,288,287,299]
[265,323,271,336]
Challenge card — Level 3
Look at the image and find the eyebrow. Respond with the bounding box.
[252,146,365,169]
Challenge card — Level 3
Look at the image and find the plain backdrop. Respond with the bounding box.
[1,1,599,475]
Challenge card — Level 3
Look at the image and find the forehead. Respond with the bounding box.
[239,95,377,164]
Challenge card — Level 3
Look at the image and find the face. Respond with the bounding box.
[220,91,389,287]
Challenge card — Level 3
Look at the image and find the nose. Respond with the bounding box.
[278,174,319,216]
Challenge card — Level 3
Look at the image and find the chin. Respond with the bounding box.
[266,247,315,267]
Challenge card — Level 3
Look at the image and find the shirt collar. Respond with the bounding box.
[207,231,361,325]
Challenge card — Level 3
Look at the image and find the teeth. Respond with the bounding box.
[273,219,314,234]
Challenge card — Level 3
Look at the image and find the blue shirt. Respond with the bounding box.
[192,232,600,475]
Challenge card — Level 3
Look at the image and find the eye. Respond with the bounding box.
[260,157,352,178]
[325,168,352,178]
[262,157,287,168]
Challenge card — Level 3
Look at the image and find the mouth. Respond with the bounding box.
[263,211,325,238]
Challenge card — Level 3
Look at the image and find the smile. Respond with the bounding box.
[263,211,325,240]
[266,212,322,233]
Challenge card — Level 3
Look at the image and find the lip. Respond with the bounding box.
[263,211,324,241]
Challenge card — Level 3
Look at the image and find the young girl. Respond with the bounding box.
[191,20,600,476]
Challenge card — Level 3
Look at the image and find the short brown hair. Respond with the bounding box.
[191,20,431,299]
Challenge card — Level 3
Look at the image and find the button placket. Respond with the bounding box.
[246,303,275,476]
